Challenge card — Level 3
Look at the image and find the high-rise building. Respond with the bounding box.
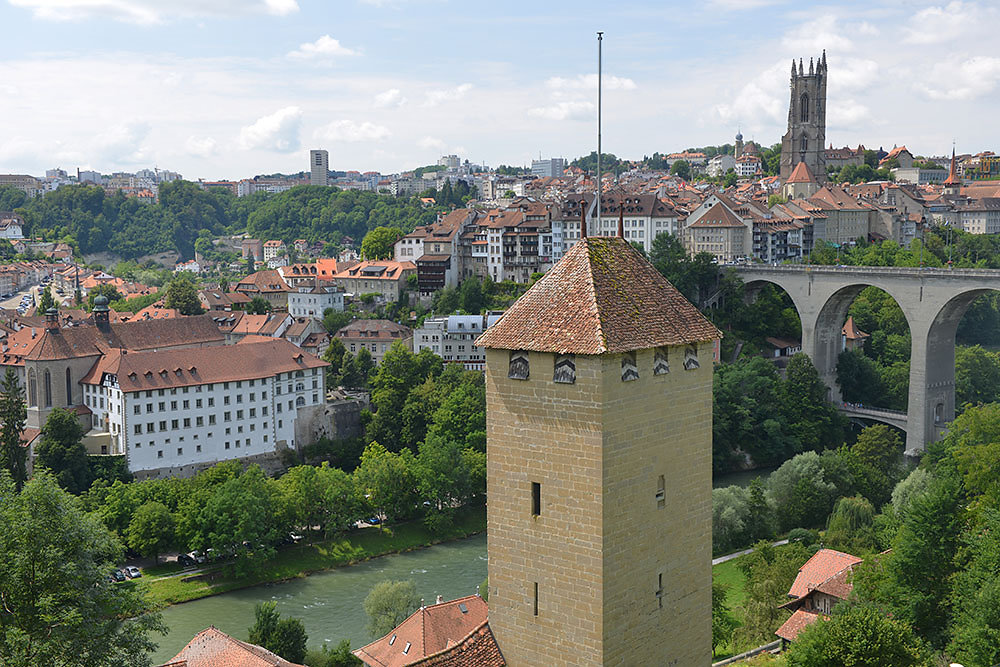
[780,52,827,183]
[438,154,461,169]
[310,149,329,186]
[530,157,566,178]
[477,236,720,666]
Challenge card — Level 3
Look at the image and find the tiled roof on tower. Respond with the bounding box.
[476,236,719,354]
[785,161,818,184]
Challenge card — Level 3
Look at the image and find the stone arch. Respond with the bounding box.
[800,93,809,122]
[43,369,52,407]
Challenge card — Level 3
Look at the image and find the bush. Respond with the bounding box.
[787,528,819,547]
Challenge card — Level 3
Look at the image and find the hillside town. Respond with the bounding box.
[3,3,1000,663]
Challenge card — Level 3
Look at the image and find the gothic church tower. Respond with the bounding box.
[477,236,720,666]
[780,51,827,182]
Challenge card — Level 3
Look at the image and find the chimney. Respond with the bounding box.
[436,595,444,605]
[580,203,587,239]
[31,327,36,339]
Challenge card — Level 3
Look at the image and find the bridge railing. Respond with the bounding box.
[733,264,1000,280]
[836,403,908,419]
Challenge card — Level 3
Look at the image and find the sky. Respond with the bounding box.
[0,0,997,180]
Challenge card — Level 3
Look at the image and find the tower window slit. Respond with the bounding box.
[531,482,540,516]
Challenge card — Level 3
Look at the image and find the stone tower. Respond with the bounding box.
[477,236,720,666]
[780,51,827,183]
[735,129,744,159]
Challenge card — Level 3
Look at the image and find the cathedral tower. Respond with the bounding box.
[477,236,719,666]
[780,51,827,182]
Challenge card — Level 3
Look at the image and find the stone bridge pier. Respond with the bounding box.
[735,265,1000,454]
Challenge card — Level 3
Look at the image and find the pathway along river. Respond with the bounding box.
[151,534,487,664]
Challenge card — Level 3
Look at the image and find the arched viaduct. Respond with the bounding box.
[732,265,1000,455]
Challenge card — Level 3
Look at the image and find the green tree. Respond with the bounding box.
[781,353,845,452]
[305,640,363,666]
[766,451,852,531]
[712,581,739,656]
[38,285,55,312]
[0,473,165,666]
[824,495,876,552]
[0,367,28,489]
[458,277,485,314]
[323,309,352,335]
[36,407,91,494]
[323,338,347,380]
[836,349,884,405]
[948,508,1000,667]
[669,159,691,180]
[360,226,404,260]
[87,283,124,309]
[338,348,375,390]
[127,501,174,562]
[734,540,812,649]
[955,345,1000,408]
[164,274,204,315]
[353,442,417,523]
[248,601,308,664]
[363,580,420,638]
[246,295,272,314]
[784,604,934,666]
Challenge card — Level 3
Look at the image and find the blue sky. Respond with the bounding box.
[0,0,997,180]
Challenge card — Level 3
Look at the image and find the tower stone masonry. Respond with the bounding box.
[477,236,720,666]
[780,52,827,183]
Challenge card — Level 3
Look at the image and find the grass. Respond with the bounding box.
[144,505,486,608]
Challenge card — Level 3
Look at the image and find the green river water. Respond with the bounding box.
[151,533,487,664]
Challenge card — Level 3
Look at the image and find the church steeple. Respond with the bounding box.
[943,144,961,195]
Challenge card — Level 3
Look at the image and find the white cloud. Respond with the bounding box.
[423,83,472,107]
[902,1,996,45]
[185,135,218,157]
[8,0,298,24]
[528,101,594,121]
[287,35,358,60]
[238,106,302,152]
[545,74,636,91]
[828,99,871,129]
[707,0,785,8]
[834,58,879,91]
[93,122,151,164]
[781,15,854,53]
[374,88,406,108]
[714,60,786,127]
[417,136,447,151]
[915,56,1000,100]
[315,120,391,142]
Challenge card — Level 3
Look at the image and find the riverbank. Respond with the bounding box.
[145,505,486,608]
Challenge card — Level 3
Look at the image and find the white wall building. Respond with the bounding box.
[288,285,345,318]
[413,313,503,371]
[80,339,327,476]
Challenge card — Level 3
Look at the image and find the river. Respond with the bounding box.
[712,466,777,489]
[150,533,487,664]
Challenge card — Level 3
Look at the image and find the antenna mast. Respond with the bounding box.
[596,31,603,239]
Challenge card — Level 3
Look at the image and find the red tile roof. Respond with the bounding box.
[80,338,327,392]
[159,626,306,667]
[842,316,868,341]
[788,548,863,599]
[476,236,719,354]
[408,621,505,667]
[688,202,746,229]
[775,608,824,642]
[786,161,818,185]
[353,596,490,667]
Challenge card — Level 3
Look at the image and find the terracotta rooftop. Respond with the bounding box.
[476,236,719,354]
[775,608,823,642]
[159,626,306,667]
[842,316,868,341]
[353,596,491,667]
[336,319,412,340]
[79,338,327,392]
[688,202,746,229]
[785,161,818,185]
[407,621,505,667]
[788,548,863,599]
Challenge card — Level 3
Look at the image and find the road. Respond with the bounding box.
[712,539,789,566]
[0,284,43,310]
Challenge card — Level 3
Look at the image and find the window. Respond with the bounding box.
[134,404,141,415]
[208,415,216,425]
[27,369,36,407]
[183,418,191,428]
[656,573,664,609]
[208,397,214,407]
[159,421,166,431]
[177,447,183,456]
[224,411,231,422]
[508,351,529,380]
[533,582,539,617]
[249,408,256,418]
[196,399,202,408]
[43,369,52,407]
[170,400,177,410]
[147,423,154,433]
[157,450,163,459]
[621,351,639,381]
[158,401,165,411]
[277,403,282,413]
[183,400,189,409]
[196,416,204,427]
[236,394,243,404]
[196,445,202,453]
[134,424,142,435]
[800,93,809,122]
[224,395,230,405]
[171,419,179,429]
[225,442,230,450]
[65,368,72,405]
[656,475,666,509]
[531,482,540,516]
[296,397,305,407]
[553,354,575,384]
[262,391,267,400]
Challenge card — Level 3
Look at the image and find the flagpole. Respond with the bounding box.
[596,31,603,238]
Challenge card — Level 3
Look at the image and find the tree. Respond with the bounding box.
[164,274,204,315]
[781,353,845,452]
[38,285,55,312]
[734,540,812,649]
[36,407,91,494]
[127,501,174,562]
[824,496,876,552]
[363,580,420,638]
[784,604,934,666]
[248,601,308,664]
[360,226,404,260]
[670,159,691,180]
[836,349,884,405]
[712,581,739,656]
[948,508,1000,667]
[458,277,485,314]
[246,295,272,314]
[0,473,165,666]
[323,308,352,335]
[0,367,28,489]
[305,640,363,666]
[353,442,417,523]
[955,345,1000,408]
[87,283,124,309]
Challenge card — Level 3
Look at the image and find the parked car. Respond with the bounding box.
[177,553,194,567]
[109,569,126,583]
[187,550,206,564]
[365,516,382,526]
[124,566,142,578]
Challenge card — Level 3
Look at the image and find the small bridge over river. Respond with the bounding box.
[732,264,1000,454]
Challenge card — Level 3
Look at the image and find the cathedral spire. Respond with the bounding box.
[809,57,814,75]
[791,59,797,78]
[799,59,804,76]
